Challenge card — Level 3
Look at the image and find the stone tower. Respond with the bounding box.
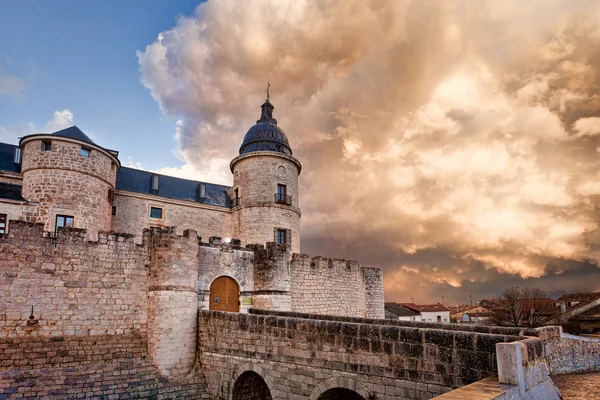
[19,126,120,239]
[230,93,302,253]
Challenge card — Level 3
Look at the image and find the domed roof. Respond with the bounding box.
[239,97,292,156]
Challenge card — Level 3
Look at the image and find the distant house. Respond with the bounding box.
[554,292,600,313]
[549,292,600,333]
[385,302,421,321]
[400,303,451,323]
[450,304,492,324]
[449,304,490,323]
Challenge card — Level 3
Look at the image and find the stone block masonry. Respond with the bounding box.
[0,221,147,339]
[0,334,209,399]
[290,254,384,319]
[198,310,524,400]
[146,227,199,378]
[0,221,209,398]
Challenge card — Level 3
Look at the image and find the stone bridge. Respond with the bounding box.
[197,310,544,400]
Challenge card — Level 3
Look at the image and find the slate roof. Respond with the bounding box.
[116,167,231,208]
[0,182,25,201]
[0,142,20,173]
[384,302,420,317]
[50,126,97,146]
[239,100,292,156]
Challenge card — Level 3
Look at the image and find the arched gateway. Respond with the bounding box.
[232,371,272,400]
[209,276,240,312]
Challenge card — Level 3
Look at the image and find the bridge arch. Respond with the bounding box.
[230,364,275,400]
[309,377,370,400]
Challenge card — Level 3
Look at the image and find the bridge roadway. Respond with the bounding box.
[197,309,534,400]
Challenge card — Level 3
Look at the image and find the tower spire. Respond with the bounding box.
[266,80,271,104]
[258,82,277,125]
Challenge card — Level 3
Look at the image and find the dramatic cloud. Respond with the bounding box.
[138,0,600,304]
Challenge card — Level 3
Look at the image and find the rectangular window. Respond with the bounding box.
[150,207,163,219]
[196,183,206,202]
[13,148,21,164]
[55,215,74,234]
[0,214,7,236]
[277,184,286,200]
[150,174,159,191]
[276,229,286,245]
[111,206,116,216]
[80,147,90,157]
[41,140,51,151]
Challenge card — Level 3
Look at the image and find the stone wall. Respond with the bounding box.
[0,221,147,338]
[545,333,600,375]
[198,310,523,400]
[197,244,255,312]
[0,221,210,398]
[146,227,199,378]
[112,192,232,243]
[20,139,117,239]
[364,267,385,319]
[0,334,209,399]
[290,254,384,318]
[231,152,301,253]
[248,309,553,337]
[250,243,292,311]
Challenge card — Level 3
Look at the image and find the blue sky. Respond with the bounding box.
[0,0,199,170]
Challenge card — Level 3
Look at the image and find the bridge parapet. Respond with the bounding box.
[198,309,524,400]
[248,308,552,337]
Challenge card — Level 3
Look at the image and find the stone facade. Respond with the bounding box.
[0,221,147,339]
[230,152,301,253]
[20,137,118,239]
[112,192,231,244]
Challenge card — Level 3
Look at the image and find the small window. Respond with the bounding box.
[150,207,163,219]
[150,174,159,193]
[276,229,286,245]
[80,147,90,157]
[55,215,74,234]
[13,148,21,164]
[107,189,114,204]
[111,206,116,216]
[0,213,7,236]
[196,183,206,202]
[276,184,290,204]
[41,140,51,151]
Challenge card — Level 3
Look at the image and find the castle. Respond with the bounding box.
[0,94,384,319]
[1,97,597,400]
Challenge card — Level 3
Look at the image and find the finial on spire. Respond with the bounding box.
[266,80,271,103]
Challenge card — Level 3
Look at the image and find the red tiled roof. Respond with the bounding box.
[555,292,600,304]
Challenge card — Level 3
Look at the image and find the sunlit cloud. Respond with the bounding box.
[138,0,600,304]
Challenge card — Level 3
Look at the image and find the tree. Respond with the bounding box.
[488,287,557,327]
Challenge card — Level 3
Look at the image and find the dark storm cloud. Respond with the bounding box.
[138,0,600,304]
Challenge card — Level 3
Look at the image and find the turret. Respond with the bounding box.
[229,90,301,253]
[19,126,120,240]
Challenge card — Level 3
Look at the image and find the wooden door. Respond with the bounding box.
[209,276,240,312]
